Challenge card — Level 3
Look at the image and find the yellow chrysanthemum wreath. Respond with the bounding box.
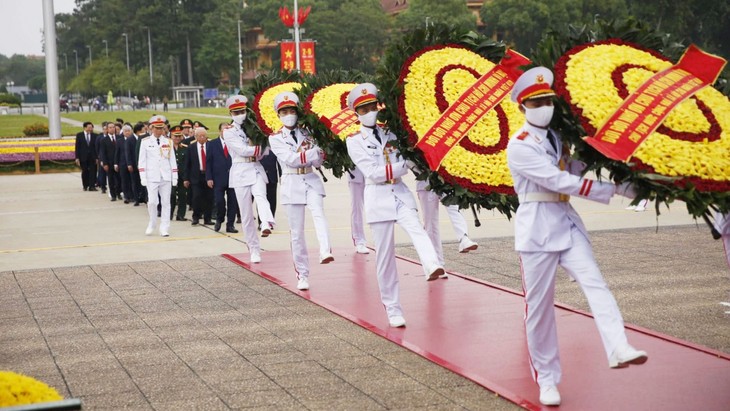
[0,371,62,407]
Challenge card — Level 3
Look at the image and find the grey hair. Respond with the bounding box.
[121,124,133,132]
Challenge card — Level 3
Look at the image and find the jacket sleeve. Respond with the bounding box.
[138,139,147,182]
[270,136,321,168]
[170,144,178,182]
[224,128,258,158]
[184,145,194,181]
[74,133,83,159]
[346,137,408,184]
[205,143,216,182]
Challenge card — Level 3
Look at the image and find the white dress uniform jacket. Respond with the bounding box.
[507,124,615,252]
[269,127,325,204]
[345,126,415,223]
[138,135,178,184]
[224,122,269,187]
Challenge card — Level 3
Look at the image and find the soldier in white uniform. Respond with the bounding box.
[416,179,479,267]
[347,166,370,254]
[223,96,276,263]
[506,67,648,406]
[138,115,178,237]
[268,92,334,291]
[345,83,445,328]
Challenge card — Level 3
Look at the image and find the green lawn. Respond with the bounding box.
[174,107,230,116]
[0,115,79,138]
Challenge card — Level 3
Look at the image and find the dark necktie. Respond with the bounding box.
[291,129,297,144]
[110,135,115,145]
[546,130,557,153]
[86,133,90,145]
[373,128,382,144]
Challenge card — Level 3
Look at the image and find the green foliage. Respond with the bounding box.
[241,70,302,146]
[296,69,372,179]
[0,93,21,106]
[533,17,730,220]
[23,122,49,137]
[396,0,477,31]
[376,24,518,217]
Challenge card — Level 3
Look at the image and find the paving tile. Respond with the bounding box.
[78,390,150,410]
[370,388,453,409]
[150,396,229,411]
[256,359,328,377]
[220,388,294,409]
[271,370,344,388]
[206,377,280,395]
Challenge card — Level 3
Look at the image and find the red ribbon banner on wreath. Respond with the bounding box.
[416,49,530,170]
[584,44,727,161]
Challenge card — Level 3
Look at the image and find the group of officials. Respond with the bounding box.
[90,71,730,406]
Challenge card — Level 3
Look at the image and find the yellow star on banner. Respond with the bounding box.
[285,50,293,58]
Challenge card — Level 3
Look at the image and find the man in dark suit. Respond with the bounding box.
[184,127,214,225]
[169,125,188,221]
[96,122,108,193]
[126,123,145,206]
[99,123,120,201]
[116,124,133,203]
[259,149,280,218]
[74,121,98,191]
[206,123,239,233]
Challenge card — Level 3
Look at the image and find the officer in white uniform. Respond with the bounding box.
[223,95,276,264]
[138,115,178,237]
[345,83,445,328]
[268,92,334,291]
[506,67,648,406]
[347,166,370,254]
[415,179,478,266]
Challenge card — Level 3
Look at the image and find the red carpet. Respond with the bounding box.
[224,248,730,410]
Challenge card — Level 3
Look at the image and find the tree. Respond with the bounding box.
[196,0,242,87]
[396,0,477,31]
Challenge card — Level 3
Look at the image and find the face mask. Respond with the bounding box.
[358,111,378,127]
[232,113,246,124]
[280,114,298,128]
[523,105,554,128]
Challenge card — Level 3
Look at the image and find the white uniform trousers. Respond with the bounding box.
[519,224,628,388]
[146,180,172,234]
[417,190,444,266]
[349,180,367,246]
[445,205,469,240]
[370,198,442,318]
[234,185,261,254]
[287,190,331,279]
[252,174,275,230]
[723,236,730,269]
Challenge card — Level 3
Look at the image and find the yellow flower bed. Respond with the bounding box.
[0,371,62,407]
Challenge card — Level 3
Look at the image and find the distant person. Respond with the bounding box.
[96,122,108,194]
[74,121,98,191]
[99,123,121,201]
[116,125,134,203]
[163,96,169,112]
[169,125,188,221]
[127,123,145,206]
[206,122,239,233]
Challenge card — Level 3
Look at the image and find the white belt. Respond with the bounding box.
[233,156,257,163]
[519,192,570,203]
[365,178,401,186]
[284,167,313,175]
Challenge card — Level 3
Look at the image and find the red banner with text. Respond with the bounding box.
[584,44,727,161]
[280,41,316,74]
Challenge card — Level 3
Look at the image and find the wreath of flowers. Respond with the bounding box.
[242,70,302,145]
[0,371,62,407]
[376,25,519,217]
[535,18,730,219]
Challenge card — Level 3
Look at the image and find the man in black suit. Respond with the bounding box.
[126,123,144,206]
[259,149,280,218]
[99,123,121,201]
[74,121,98,191]
[206,123,239,233]
[96,122,108,193]
[116,124,134,203]
[184,127,214,225]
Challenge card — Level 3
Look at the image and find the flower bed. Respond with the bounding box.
[0,139,75,162]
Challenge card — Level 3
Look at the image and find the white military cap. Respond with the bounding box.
[148,115,167,128]
[273,91,299,112]
[347,83,378,110]
[226,95,248,111]
[511,66,556,104]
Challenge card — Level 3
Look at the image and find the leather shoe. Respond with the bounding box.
[191,220,199,226]
[145,226,154,236]
[426,265,445,281]
[133,201,140,206]
[458,236,478,253]
[110,197,117,202]
[214,221,221,232]
[609,343,648,368]
[226,227,238,233]
[296,277,309,290]
[88,187,97,192]
[175,216,187,221]
[203,220,214,226]
[388,315,406,328]
[539,386,561,406]
[355,244,370,254]
[101,188,107,194]
[236,217,241,224]
[250,252,261,264]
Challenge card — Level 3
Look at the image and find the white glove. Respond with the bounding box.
[172,180,178,187]
[615,182,637,199]
[140,178,147,187]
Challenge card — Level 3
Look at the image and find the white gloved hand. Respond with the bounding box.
[615,182,637,199]
[172,180,178,187]
[140,178,147,187]
[405,160,417,170]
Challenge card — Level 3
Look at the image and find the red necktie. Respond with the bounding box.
[201,144,206,171]
[223,143,228,158]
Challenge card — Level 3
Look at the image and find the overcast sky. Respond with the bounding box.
[0,0,77,56]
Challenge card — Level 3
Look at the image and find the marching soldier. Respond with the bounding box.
[138,115,178,237]
[345,83,445,328]
[169,125,188,221]
[268,91,333,291]
[506,67,647,406]
[224,95,276,263]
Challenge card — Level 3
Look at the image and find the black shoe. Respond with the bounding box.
[117,195,123,200]
[124,200,130,204]
[101,188,107,194]
[203,220,214,226]
[175,216,188,221]
[191,220,199,226]
[226,227,239,233]
[157,212,161,217]
[83,187,88,191]
[88,187,97,192]
[214,221,221,232]
[236,217,241,224]
[111,197,117,202]
[134,202,140,206]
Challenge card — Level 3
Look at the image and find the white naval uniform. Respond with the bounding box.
[138,135,178,235]
[715,212,730,269]
[269,127,331,280]
[346,125,441,319]
[224,122,276,255]
[506,123,631,389]
[347,166,367,247]
[416,179,471,266]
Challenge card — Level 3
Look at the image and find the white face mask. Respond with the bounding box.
[358,111,378,127]
[280,114,298,128]
[523,105,554,128]
[232,113,246,124]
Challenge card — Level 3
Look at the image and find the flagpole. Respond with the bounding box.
[294,0,300,71]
